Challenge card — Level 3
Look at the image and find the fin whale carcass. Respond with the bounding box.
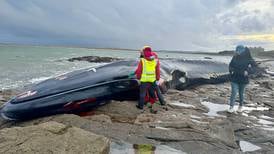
[1,59,230,120]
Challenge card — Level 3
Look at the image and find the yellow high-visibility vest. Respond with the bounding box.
[140,58,156,82]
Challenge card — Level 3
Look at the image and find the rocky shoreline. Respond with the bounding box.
[0,59,274,154]
[68,56,122,63]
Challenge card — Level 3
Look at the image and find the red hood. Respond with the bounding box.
[143,47,155,61]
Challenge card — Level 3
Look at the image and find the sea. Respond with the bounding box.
[0,44,231,90]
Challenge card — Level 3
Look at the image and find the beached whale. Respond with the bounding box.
[1,59,230,120]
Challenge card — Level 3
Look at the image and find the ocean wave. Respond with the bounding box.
[0,80,24,90]
[29,76,52,84]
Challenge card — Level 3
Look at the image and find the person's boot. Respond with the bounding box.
[227,106,234,113]
[160,101,166,106]
[136,105,143,110]
[162,106,168,111]
[150,105,157,114]
[237,106,243,113]
[146,103,152,108]
[150,108,157,114]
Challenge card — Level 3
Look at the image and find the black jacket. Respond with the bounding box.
[229,49,256,84]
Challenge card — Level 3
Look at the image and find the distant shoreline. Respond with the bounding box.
[0,43,273,57]
[0,43,219,54]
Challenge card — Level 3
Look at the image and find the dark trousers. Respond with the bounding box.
[138,82,155,109]
[150,82,166,105]
[229,82,247,107]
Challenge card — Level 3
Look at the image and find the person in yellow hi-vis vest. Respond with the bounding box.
[134,46,160,112]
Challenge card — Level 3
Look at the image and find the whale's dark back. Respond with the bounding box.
[11,59,229,104]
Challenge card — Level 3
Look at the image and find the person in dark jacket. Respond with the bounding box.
[227,45,256,113]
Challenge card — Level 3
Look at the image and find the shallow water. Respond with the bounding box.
[201,101,270,119]
[110,141,186,154]
[239,141,261,152]
[201,101,228,117]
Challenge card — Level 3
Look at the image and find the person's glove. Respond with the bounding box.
[244,71,248,76]
[156,81,160,85]
[154,80,160,86]
[128,72,136,78]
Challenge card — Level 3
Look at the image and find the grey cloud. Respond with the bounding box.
[216,0,274,34]
[0,0,273,50]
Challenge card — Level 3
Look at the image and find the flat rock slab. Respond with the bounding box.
[0,121,110,154]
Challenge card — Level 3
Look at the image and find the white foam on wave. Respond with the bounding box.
[1,80,24,90]
[29,76,52,84]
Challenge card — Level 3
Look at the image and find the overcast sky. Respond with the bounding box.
[0,0,273,51]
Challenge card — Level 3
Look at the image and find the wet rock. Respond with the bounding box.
[95,101,140,123]
[0,95,4,101]
[204,57,213,59]
[4,114,240,153]
[0,101,4,108]
[168,101,196,109]
[145,123,240,154]
[134,114,156,124]
[149,121,195,130]
[264,101,274,108]
[85,114,112,123]
[3,114,94,131]
[166,89,199,98]
[0,121,110,154]
[258,80,274,90]
[0,89,19,110]
[0,89,18,102]
[68,56,122,63]
[202,95,227,105]
[208,119,238,148]
[0,118,15,130]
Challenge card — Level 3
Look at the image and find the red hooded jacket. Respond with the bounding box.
[135,48,160,81]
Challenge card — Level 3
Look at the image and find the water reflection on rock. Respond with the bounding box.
[110,141,186,154]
